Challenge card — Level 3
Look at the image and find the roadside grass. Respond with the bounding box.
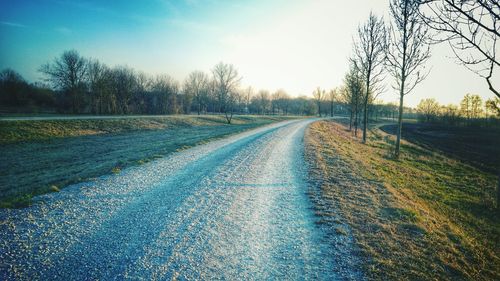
[305,120,499,280]
[0,115,297,208]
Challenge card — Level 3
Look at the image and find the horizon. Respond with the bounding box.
[1,0,497,107]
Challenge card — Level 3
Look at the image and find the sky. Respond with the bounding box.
[0,0,498,107]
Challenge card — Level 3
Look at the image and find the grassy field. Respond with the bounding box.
[0,115,296,208]
[305,119,499,280]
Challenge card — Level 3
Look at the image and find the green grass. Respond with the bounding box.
[305,120,499,280]
[0,115,298,208]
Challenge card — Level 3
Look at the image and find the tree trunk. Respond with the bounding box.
[349,109,353,131]
[362,99,368,143]
[395,92,404,158]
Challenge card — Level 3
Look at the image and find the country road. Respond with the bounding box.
[0,119,360,280]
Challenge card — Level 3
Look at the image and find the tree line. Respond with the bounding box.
[416,94,500,124]
[1,51,333,121]
[1,50,416,123]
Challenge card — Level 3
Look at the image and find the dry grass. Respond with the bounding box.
[0,115,297,144]
[305,120,499,280]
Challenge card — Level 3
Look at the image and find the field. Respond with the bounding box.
[0,115,295,208]
[305,119,499,280]
[380,122,500,173]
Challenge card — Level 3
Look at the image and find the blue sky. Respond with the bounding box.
[0,0,496,106]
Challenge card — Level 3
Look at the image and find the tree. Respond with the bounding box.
[460,93,483,119]
[328,88,338,117]
[420,0,499,98]
[243,86,254,114]
[110,66,137,114]
[343,67,364,135]
[470,94,484,119]
[440,103,460,124]
[184,71,209,115]
[134,72,152,114]
[485,97,500,117]
[386,0,431,158]
[353,12,387,143]
[417,98,440,122]
[212,62,241,124]
[0,68,28,106]
[258,90,271,115]
[40,50,88,113]
[279,91,291,115]
[345,65,364,137]
[312,87,325,117]
[86,59,109,114]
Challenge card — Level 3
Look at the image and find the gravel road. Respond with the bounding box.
[0,119,360,280]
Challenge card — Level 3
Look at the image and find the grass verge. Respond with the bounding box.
[305,120,499,280]
[0,115,297,208]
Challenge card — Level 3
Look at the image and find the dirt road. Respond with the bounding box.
[0,119,359,280]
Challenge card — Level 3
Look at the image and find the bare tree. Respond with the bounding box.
[212,62,241,124]
[272,89,288,115]
[386,0,432,158]
[86,59,109,114]
[184,71,209,115]
[417,98,440,122]
[353,12,387,143]
[343,67,365,136]
[420,0,499,97]
[243,86,254,114]
[151,74,179,114]
[279,90,291,115]
[486,97,500,116]
[110,66,137,114]
[312,87,325,117]
[258,90,271,115]
[328,88,338,117]
[40,50,87,113]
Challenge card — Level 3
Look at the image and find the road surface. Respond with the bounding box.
[0,119,360,280]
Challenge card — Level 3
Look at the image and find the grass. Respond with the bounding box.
[0,115,297,144]
[0,114,298,208]
[305,120,499,280]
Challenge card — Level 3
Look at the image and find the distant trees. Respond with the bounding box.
[312,87,325,117]
[0,69,56,110]
[415,94,500,123]
[386,0,431,158]
[4,49,379,118]
[327,88,338,117]
[417,98,440,122]
[343,66,365,135]
[460,94,483,120]
[257,90,271,115]
[486,97,500,117]
[184,71,209,115]
[40,50,88,113]
[211,62,242,124]
[58,52,86,109]
[352,12,387,143]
